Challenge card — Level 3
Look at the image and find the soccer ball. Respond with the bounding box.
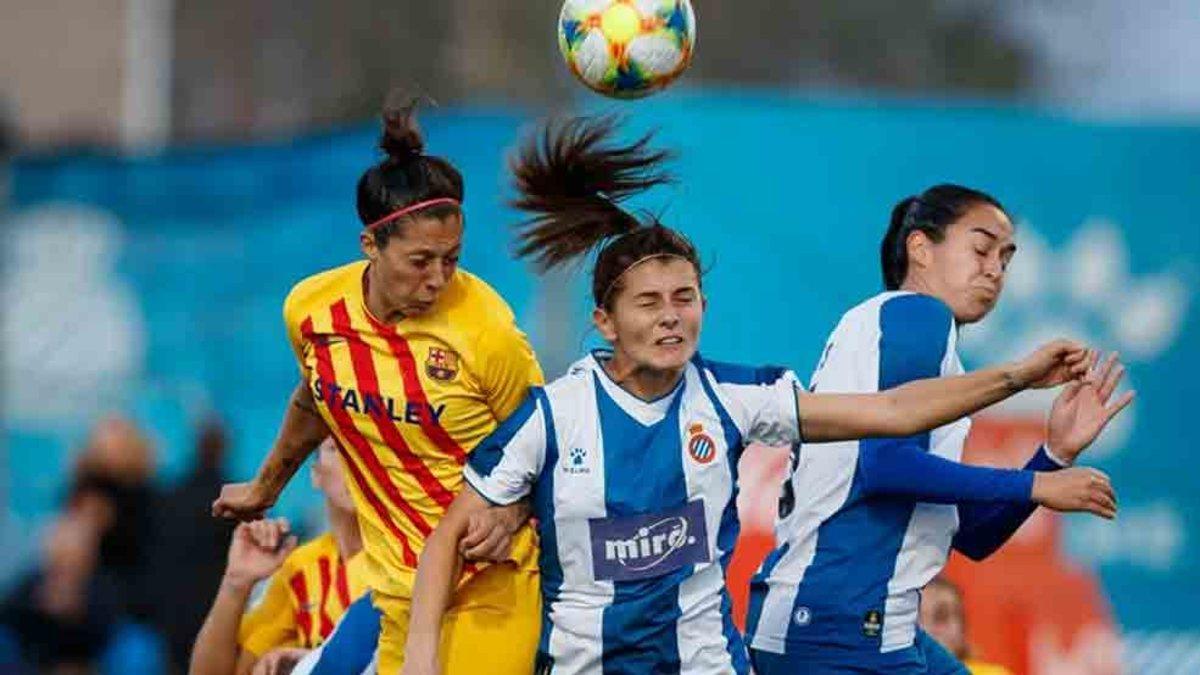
[558,0,697,99]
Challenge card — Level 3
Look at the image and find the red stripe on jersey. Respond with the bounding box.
[304,317,425,566]
[328,436,419,567]
[335,559,351,608]
[316,557,336,638]
[289,571,315,642]
[364,314,469,465]
[330,300,456,509]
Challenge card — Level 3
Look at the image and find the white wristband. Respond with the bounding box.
[1042,443,1072,467]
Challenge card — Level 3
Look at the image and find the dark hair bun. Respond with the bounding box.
[380,99,425,165]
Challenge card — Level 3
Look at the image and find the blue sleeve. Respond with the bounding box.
[858,441,1035,504]
[859,293,965,494]
[953,446,1065,560]
[876,294,955,390]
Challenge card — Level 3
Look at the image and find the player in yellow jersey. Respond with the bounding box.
[920,577,1015,675]
[212,99,544,674]
[192,440,368,675]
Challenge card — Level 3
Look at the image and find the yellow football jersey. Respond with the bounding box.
[283,261,544,597]
[965,661,1014,675]
[238,532,368,656]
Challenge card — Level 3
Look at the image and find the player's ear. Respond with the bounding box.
[593,306,617,342]
[906,230,934,272]
[360,231,379,261]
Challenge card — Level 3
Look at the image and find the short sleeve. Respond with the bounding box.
[875,294,955,387]
[238,569,299,656]
[463,389,549,506]
[476,320,545,421]
[706,361,803,446]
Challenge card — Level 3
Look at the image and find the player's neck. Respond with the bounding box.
[327,503,363,560]
[603,353,684,402]
[900,275,937,299]
[363,264,406,324]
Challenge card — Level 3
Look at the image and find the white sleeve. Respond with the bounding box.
[711,367,804,446]
[462,391,548,506]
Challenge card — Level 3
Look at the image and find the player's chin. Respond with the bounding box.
[959,298,996,324]
[649,342,694,370]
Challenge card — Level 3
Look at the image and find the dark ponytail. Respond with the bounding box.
[880,184,1008,290]
[511,116,700,308]
[356,97,464,248]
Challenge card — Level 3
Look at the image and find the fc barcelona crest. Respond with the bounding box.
[426,347,460,382]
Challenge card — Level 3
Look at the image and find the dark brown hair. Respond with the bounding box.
[881,184,1009,290]
[510,116,699,309]
[356,97,464,248]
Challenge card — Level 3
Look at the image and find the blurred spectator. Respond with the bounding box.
[0,416,168,674]
[74,416,158,621]
[151,416,238,673]
[0,479,125,673]
[921,576,1014,675]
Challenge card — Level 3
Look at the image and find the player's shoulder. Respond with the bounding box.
[872,291,953,327]
[284,261,367,323]
[837,291,953,338]
[691,353,791,386]
[450,268,517,322]
[543,353,601,401]
[444,268,524,341]
[280,531,339,574]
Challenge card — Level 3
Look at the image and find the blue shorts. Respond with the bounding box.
[749,629,968,675]
[292,593,382,675]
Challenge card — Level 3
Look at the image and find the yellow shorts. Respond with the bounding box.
[373,565,541,675]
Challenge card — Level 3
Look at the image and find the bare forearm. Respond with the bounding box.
[881,362,1023,435]
[405,524,464,664]
[800,363,1024,442]
[189,579,253,675]
[255,384,329,497]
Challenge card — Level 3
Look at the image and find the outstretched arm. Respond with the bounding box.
[798,339,1089,443]
[213,383,329,520]
[955,353,1133,559]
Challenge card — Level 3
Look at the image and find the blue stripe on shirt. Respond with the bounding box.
[697,363,752,674]
[530,387,562,661]
[595,375,689,674]
[467,388,539,478]
[783,293,953,651]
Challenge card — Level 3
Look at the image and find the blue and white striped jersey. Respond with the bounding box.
[464,351,803,674]
[747,291,970,657]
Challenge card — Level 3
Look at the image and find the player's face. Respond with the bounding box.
[596,258,704,374]
[918,583,967,659]
[914,203,1015,324]
[361,213,463,318]
[312,439,355,513]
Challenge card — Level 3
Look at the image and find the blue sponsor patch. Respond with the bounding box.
[589,499,710,582]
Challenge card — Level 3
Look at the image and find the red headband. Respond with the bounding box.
[365,198,461,231]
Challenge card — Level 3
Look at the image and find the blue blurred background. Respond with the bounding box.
[2,2,1198,673]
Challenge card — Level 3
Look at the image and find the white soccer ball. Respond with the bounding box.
[558,0,697,99]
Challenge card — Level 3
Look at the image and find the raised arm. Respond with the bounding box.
[189,520,297,675]
[798,339,1089,443]
[212,382,329,520]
